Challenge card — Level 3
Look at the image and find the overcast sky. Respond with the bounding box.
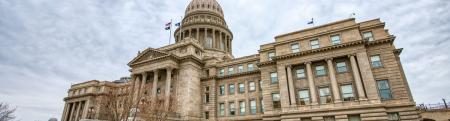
[0,0,449,120]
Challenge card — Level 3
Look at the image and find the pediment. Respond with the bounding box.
[128,48,169,66]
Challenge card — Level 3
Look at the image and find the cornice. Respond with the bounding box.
[365,35,396,46]
[129,54,180,68]
[359,22,385,30]
[256,61,276,67]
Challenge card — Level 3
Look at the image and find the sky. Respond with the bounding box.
[0,0,449,120]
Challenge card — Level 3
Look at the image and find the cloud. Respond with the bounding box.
[0,0,449,120]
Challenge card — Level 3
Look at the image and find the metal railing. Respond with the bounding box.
[417,99,450,111]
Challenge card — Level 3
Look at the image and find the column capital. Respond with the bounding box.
[347,53,357,58]
[304,61,312,65]
[286,65,293,68]
[153,69,159,73]
[166,67,174,72]
[325,58,334,61]
[141,72,148,76]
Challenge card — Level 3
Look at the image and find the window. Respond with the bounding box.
[260,98,264,113]
[268,52,275,61]
[205,112,209,119]
[319,87,332,104]
[341,84,355,101]
[298,90,310,105]
[247,64,254,71]
[239,83,245,93]
[377,80,392,100]
[204,93,210,103]
[206,36,213,48]
[270,72,278,84]
[219,103,225,116]
[324,116,336,121]
[336,61,348,73]
[363,31,374,41]
[259,80,263,90]
[331,35,341,45]
[315,65,326,76]
[310,39,319,49]
[296,68,306,78]
[387,113,400,121]
[157,88,161,94]
[250,100,257,114]
[348,115,361,121]
[228,67,234,75]
[229,84,235,94]
[291,43,300,53]
[219,85,225,96]
[249,81,256,91]
[229,102,236,116]
[272,93,281,108]
[220,40,225,50]
[370,55,383,68]
[239,101,246,115]
[218,68,224,76]
[238,65,244,72]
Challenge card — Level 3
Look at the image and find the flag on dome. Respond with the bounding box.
[165,22,172,30]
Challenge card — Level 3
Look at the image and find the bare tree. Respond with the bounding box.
[99,82,178,121]
[0,102,16,121]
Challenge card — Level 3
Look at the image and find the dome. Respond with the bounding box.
[185,0,224,17]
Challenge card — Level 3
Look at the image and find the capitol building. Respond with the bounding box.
[61,0,420,121]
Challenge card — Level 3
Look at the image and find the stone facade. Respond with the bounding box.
[61,0,421,121]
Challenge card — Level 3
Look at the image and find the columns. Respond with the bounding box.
[305,62,318,104]
[133,76,141,102]
[74,102,82,121]
[68,103,76,121]
[189,29,192,38]
[326,58,341,102]
[220,32,223,50]
[61,103,69,121]
[286,66,297,105]
[82,100,91,119]
[204,28,208,47]
[212,29,216,48]
[140,73,148,96]
[152,70,159,99]
[196,28,200,40]
[349,54,367,100]
[356,52,379,101]
[165,68,173,108]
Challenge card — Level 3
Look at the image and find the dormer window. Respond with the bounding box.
[268,52,275,61]
[331,35,341,45]
[363,31,374,41]
[310,39,319,49]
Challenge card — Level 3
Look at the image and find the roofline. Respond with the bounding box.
[274,18,355,39]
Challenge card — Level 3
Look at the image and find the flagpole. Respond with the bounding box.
[180,16,183,38]
[169,19,172,44]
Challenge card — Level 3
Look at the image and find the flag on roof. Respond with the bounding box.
[175,22,181,27]
[307,18,314,25]
[165,22,172,30]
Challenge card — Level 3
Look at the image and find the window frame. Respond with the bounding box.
[229,84,235,95]
[362,31,375,41]
[370,55,383,68]
[268,52,276,61]
[270,72,278,84]
[219,85,225,96]
[249,81,256,92]
[330,34,341,45]
[219,103,225,116]
[291,43,300,53]
[310,39,320,49]
[298,89,311,105]
[218,68,225,76]
[336,61,348,73]
[340,84,355,101]
[238,65,244,73]
[247,63,254,71]
[249,99,257,114]
[238,83,245,93]
[315,65,327,76]
[377,80,393,100]
[228,66,234,75]
[239,100,246,115]
[296,68,306,79]
[318,86,332,104]
[229,102,236,116]
[272,92,281,109]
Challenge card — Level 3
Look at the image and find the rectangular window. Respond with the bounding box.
[272,93,281,108]
[205,111,209,119]
[239,101,246,115]
[270,72,278,84]
[219,103,225,116]
[331,35,341,45]
[296,68,306,78]
[291,43,300,53]
[310,39,320,49]
[204,93,210,103]
[336,61,348,73]
[249,81,256,91]
[229,102,236,116]
[219,85,225,96]
[377,80,393,100]
[260,98,264,113]
[229,84,235,94]
[315,65,326,76]
[363,31,374,41]
[250,100,257,114]
[218,68,224,76]
[370,55,383,68]
[228,67,234,75]
[298,90,310,105]
[319,87,332,104]
[324,116,336,121]
[387,113,400,121]
[247,64,254,71]
[239,83,245,93]
[268,52,275,61]
[348,115,361,121]
[238,65,244,72]
[341,84,355,101]
[206,37,213,48]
